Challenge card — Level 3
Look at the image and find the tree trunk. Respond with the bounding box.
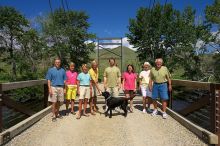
[9,35,16,80]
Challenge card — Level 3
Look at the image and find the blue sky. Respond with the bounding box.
[0,0,215,38]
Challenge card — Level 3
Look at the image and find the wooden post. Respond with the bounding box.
[169,91,173,109]
[210,83,220,146]
[0,97,2,132]
[44,84,49,108]
[210,83,216,133]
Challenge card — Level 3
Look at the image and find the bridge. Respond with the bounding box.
[0,79,220,146]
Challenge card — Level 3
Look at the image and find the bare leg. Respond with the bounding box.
[83,98,89,116]
[143,97,146,110]
[56,101,61,116]
[89,97,93,111]
[71,99,75,113]
[162,100,167,112]
[77,99,83,119]
[94,96,97,111]
[152,100,158,110]
[66,100,70,113]
[147,97,152,108]
[52,102,56,117]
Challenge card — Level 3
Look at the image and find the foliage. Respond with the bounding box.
[205,0,220,82]
[0,6,29,80]
[39,9,96,71]
[127,3,211,80]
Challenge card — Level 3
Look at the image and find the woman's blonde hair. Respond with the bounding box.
[69,62,75,67]
[81,64,87,69]
[91,60,97,66]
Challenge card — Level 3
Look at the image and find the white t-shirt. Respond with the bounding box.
[139,70,151,87]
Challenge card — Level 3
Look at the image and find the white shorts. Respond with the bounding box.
[79,86,90,100]
[140,85,152,98]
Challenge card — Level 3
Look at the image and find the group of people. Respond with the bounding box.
[46,57,172,121]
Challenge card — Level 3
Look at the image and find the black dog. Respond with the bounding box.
[102,91,128,118]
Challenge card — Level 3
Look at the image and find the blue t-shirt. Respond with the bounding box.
[46,67,67,86]
[77,72,91,86]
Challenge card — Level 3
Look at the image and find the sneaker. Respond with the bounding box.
[151,110,158,116]
[143,109,146,113]
[147,108,153,113]
[162,112,168,119]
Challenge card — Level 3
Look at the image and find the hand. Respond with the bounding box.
[149,86,152,92]
[99,90,102,95]
[49,89,53,97]
[168,85,172,92]
[118,84,121,90]
[77,90,80,95]
[104,84,107,90]
[63,89,66,95]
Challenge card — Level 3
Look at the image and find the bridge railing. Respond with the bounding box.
[0,79,220,144]
[170,79,220,144]
[0,80,49,132]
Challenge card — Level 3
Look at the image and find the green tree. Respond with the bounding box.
[17,29,46,80]
[205,0,220,82]
[39,9,95,70]
[0,6,29,80]
[127,3,210,80]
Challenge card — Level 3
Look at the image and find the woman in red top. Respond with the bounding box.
[122,64,137,112]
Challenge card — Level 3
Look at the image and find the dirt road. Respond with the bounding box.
[6,104,207,146]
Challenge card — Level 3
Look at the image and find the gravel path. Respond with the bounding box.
[6,104,208,146]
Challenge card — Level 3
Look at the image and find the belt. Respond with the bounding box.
[80,85,90,87]
[52,85,64,87]
[154,82,167,84]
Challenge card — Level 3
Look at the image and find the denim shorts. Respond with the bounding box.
[152,82,169,100]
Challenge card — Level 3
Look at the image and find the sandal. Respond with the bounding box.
[130,107,133,113]
[76,115,81,119]
[91,111,96,115]
[52,117,57,122]
[70,112,76,115]
[56,114,63,119]
[83,113,89,117]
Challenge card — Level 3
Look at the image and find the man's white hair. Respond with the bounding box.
[155,58,163,63]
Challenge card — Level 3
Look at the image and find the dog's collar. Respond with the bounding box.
[106,96,111,101]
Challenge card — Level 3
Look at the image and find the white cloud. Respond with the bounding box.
[87,37,136,50]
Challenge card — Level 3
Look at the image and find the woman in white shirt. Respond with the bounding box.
[139,62,152,113]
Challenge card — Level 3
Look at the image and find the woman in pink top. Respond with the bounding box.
[65,62,78,115]
[122,64,137,112]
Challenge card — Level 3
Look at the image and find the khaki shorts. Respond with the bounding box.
[91,84,98,97]
[106,87,119,97]
[79,86,90,100]
[48,86,64,102]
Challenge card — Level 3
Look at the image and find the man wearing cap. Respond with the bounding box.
[149,58,172,119]
[46,58,67,122]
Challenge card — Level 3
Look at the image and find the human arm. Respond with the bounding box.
[77,80,80,95]
[134,79,137,93]
[47,80,52,96]
[117,69,122,90]
[103,69,107,90]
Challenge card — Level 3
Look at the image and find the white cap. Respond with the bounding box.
[144,62,151,66]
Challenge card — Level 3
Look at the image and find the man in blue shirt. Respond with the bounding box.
[46,58,66,122]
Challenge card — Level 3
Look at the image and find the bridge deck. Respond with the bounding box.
[5,102,207,146]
